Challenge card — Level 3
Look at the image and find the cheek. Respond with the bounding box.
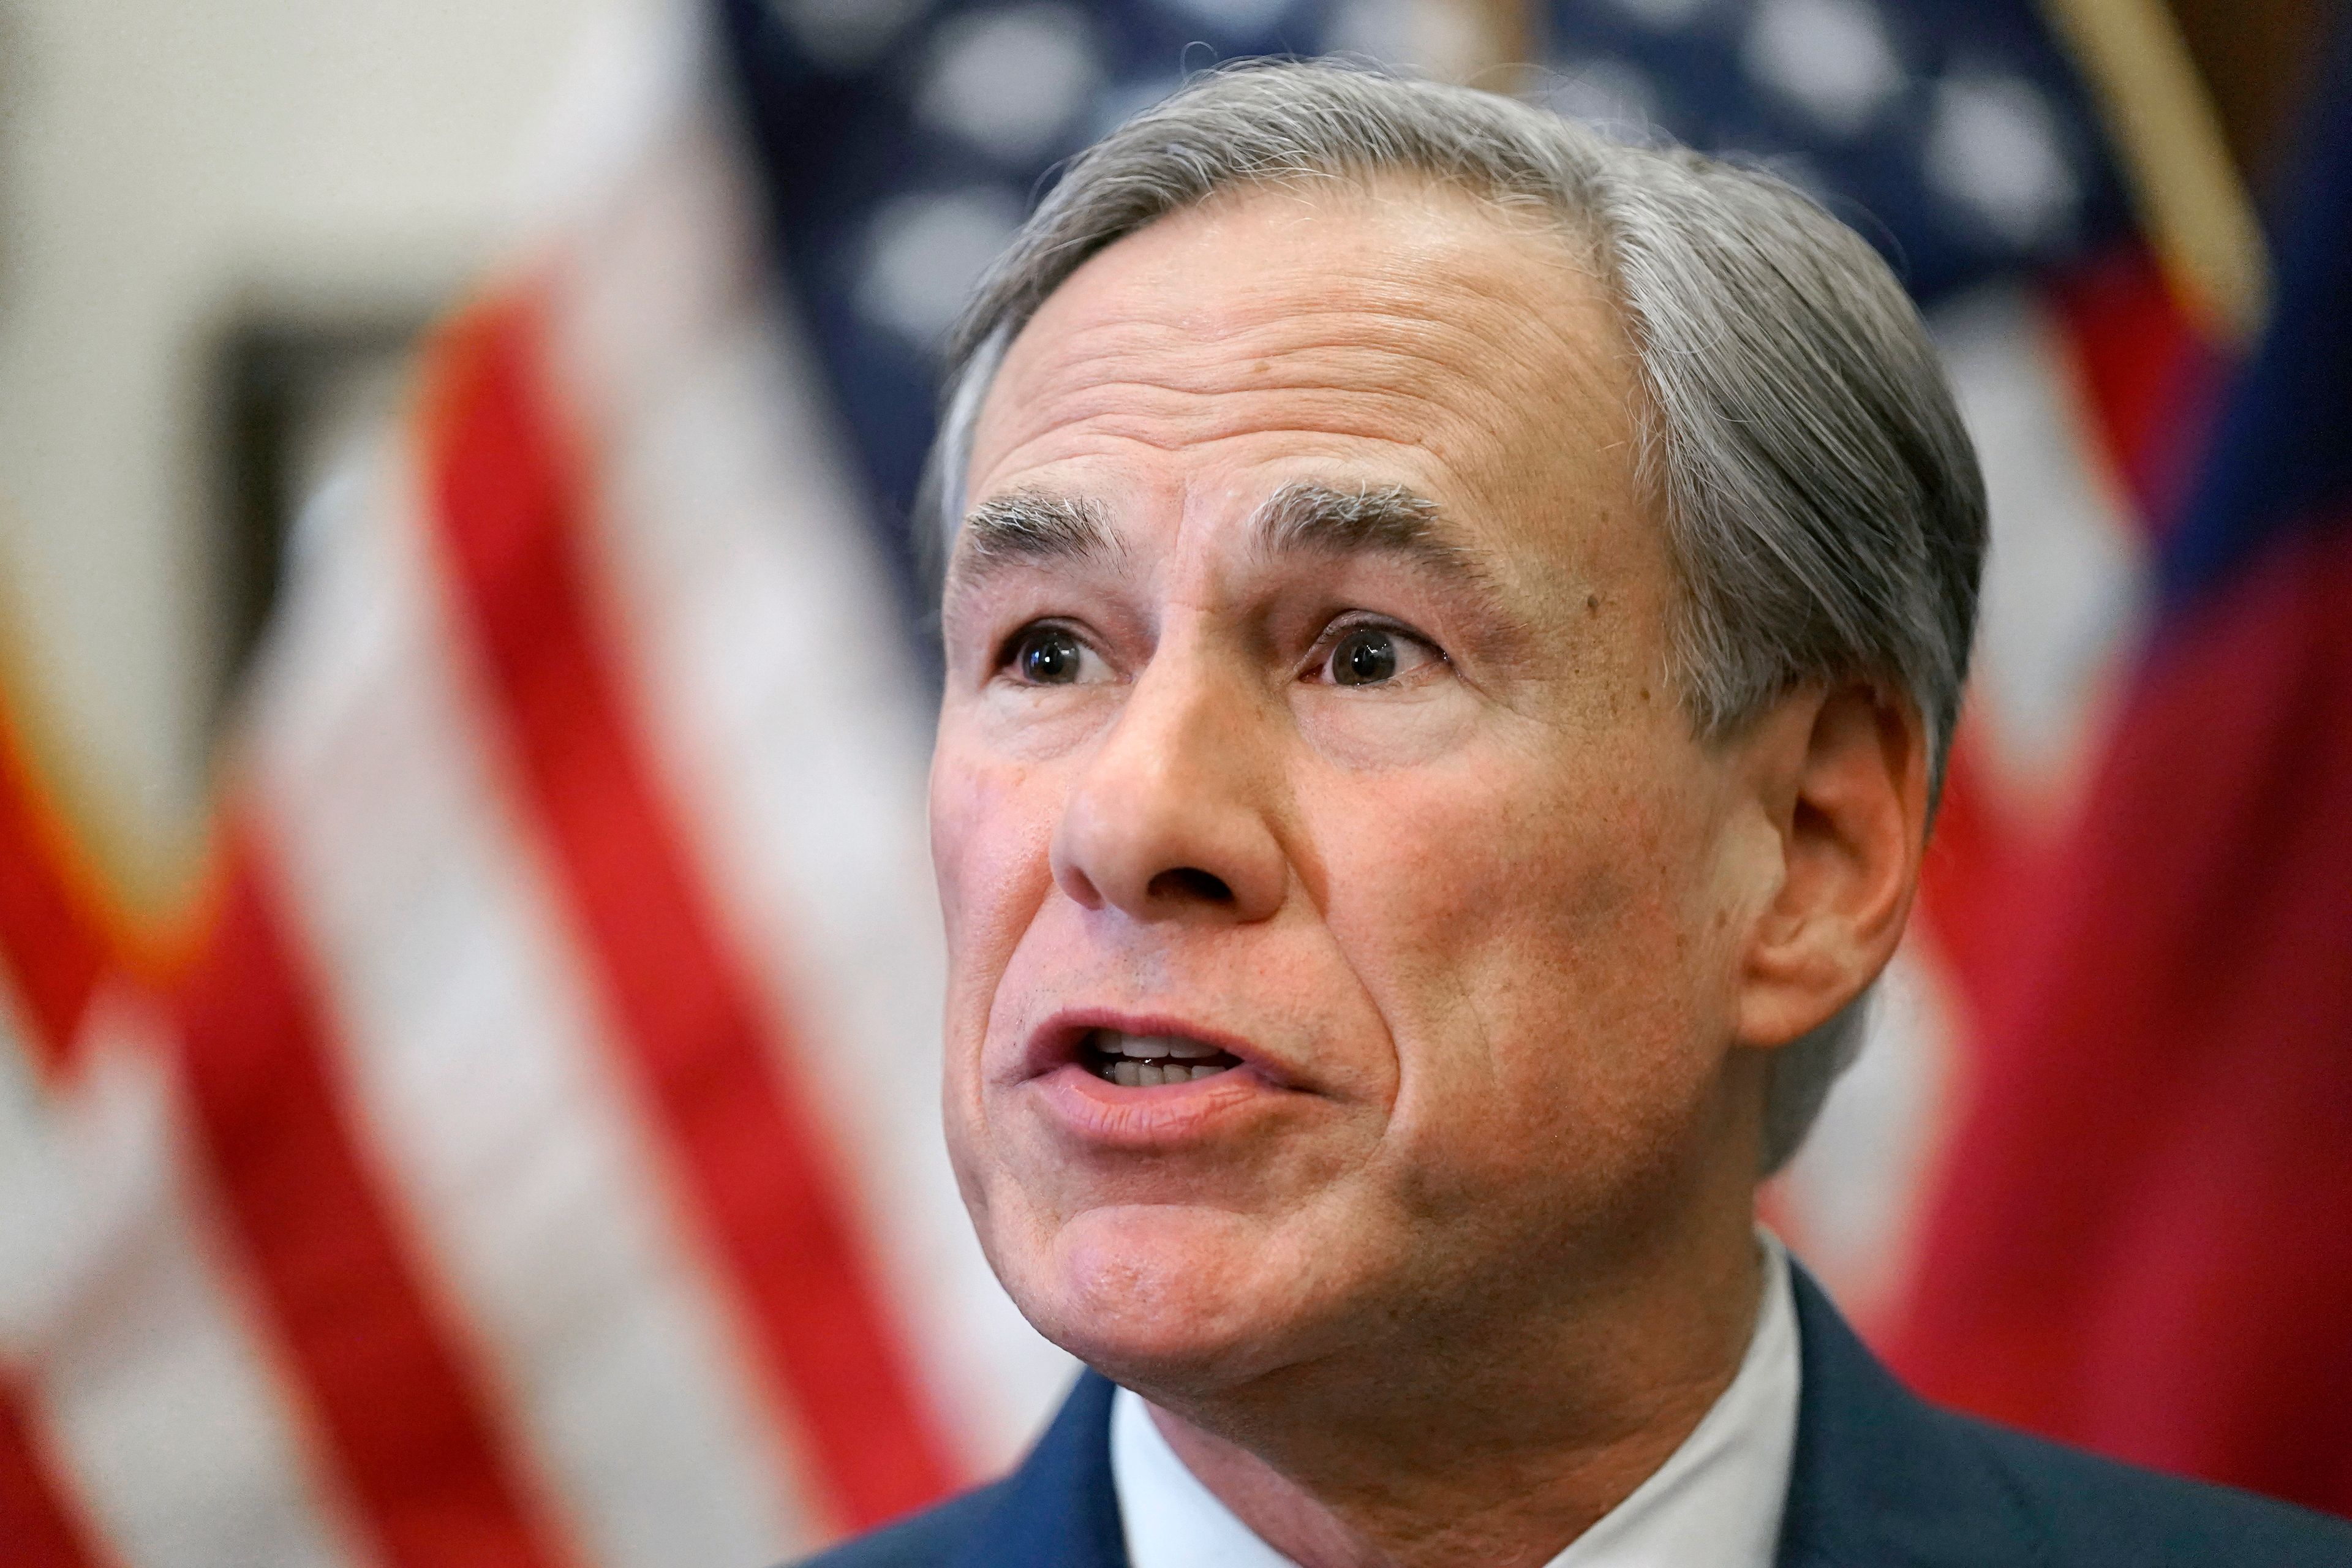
[931,743,1056,958]
[930,739,1064,1074]
[1316,748,1734,1201]
[932,742,1063,1222]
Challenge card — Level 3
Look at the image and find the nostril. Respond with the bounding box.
[1146,867,1233,905]
[1058,864,1105,910]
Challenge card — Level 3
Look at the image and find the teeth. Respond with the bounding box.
[1092,1054,1237,1087]
[1101,1031,1225,1061]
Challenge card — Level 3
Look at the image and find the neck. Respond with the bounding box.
[1142,1213,1768,1568]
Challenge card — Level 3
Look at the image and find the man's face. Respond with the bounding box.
[931,181,1772,1393]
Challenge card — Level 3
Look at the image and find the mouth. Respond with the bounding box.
[1079,1028,1246,1088]
[1019,1012,1292,1147]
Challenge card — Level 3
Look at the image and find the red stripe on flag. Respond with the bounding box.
[0,1374,108,1568]
[169,816,579,1568]
[419,293,956,1532]
[0,704,138,1563]
[0,702,123,1076]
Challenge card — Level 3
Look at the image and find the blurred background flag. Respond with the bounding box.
[0,7,1061,1564]
[0,1,2343,1566]
[1885,9,2352,1518]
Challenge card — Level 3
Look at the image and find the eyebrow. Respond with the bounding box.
[1248,481,1485,584]
[952,489,1121,579]
[946,480,1498,606]
[957,479,1473,557]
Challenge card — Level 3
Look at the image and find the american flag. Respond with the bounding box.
[1,0,2255,1564]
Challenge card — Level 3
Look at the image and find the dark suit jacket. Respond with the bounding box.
[799,1269,2352,1566]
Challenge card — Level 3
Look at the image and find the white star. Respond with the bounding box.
[1923,72,2081,250]
[1742,0,1906,136]
[856,189,1027,350]
[914,4,1104,164]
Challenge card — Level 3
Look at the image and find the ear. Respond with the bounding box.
[1733,680,1931,1049]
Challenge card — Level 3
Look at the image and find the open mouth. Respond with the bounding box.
[1080,1028,1243,1087]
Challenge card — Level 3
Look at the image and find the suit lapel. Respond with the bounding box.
[1775,1267,2042,1568]
[952,1371,1129,1568]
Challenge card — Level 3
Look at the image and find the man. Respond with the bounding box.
[809,61,2352,1568]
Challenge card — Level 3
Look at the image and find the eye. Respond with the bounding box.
[1320,623,1441,687]
[1332,627,1397,685]
[1005,623,1102,685]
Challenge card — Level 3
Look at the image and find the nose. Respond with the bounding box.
[1050,650,1289,924]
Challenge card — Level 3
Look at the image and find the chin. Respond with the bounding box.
[998,1202,1316,1395]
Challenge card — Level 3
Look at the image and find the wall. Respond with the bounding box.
[0,0,652,901]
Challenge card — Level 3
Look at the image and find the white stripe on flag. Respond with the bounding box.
[247,448,811,1567]
[0,998,368,1568]
[538,88,1074,1474]
[1936,282,2147,806]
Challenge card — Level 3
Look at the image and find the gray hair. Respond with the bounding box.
[921,61,1985,1174]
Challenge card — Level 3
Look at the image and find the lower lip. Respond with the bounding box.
[1029,1060,1289,1147]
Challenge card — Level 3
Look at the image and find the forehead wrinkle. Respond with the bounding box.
[1020,307,1556,410]
[1057,292,1537,367]
[974,349,1536,493]
[979,305,1625,485]
[983,399,1474,477]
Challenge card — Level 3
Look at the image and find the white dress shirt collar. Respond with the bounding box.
[1111,1232,1802,1568]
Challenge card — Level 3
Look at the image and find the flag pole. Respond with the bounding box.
[1425,0,1544,93]
[2038,0,2272,343]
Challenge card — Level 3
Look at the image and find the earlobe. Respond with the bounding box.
[1734,681,1929,1050]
